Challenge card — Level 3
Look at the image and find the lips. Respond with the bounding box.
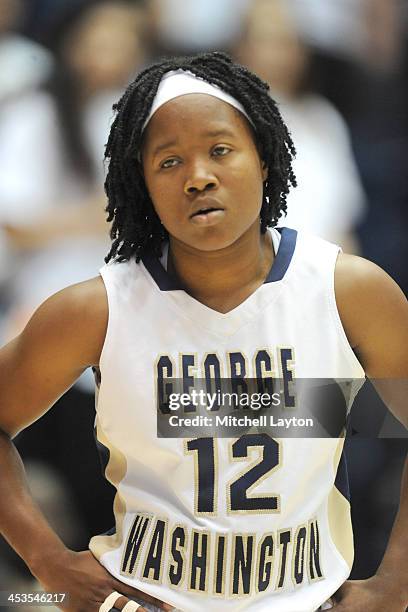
[190,198,224,218]
[191,206,221,217]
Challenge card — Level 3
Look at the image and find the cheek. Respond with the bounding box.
[143,171,168,213]
[227,157,265,202]
[145,179,180,227]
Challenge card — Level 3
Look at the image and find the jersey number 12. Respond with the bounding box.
[185,433,281,515]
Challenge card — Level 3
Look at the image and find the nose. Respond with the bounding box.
[184,160,219,196]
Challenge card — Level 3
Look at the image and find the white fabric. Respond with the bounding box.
[278,93,365,242]
[90,229,365,611]
[0,90,111,389]
[0,90,118,223]
[0,35,53,102]
[0,92,88,223]
[288,0,368,61]
[122,602,142,611]
[99,591,123,612]
[142,69,253,131]
[152,0,251,50]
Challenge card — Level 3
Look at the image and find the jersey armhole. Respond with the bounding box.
[97,265,115,376]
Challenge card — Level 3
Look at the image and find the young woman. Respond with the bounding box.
[0,52,406,612]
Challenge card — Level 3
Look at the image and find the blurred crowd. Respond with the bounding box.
[0,0,406,605]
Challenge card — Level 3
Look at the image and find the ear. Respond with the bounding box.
[261,161,268,182]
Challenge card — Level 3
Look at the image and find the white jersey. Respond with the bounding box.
[89,228,365,612]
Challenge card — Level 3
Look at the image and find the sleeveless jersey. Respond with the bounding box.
[89,228,365,612]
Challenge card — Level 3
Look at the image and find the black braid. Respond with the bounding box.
[104,51,296,263]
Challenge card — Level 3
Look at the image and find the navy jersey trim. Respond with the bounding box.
[142,249,180,291]
[334,448,350,502]
[94,427,111,480]
[142,227,297,292]
[265,227,297,283]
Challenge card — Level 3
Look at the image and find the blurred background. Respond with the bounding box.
[0,0,406,607]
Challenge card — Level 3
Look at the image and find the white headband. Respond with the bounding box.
[142,69,253,131]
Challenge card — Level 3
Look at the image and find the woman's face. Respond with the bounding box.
[141,94,267,252]
[236,0,307,97]
[63,3,145,92]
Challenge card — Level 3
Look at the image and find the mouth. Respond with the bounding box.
[189,205,226,226]
[190,206,224,218]
[190,197,225,218]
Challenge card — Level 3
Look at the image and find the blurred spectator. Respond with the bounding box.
[346,0,408,294]
[149,0,251,54]
[286,0,404,71]
[0,0,150,575]
[278,0,408,293]
[0,0,148,321]
[235,0,366,251]
[0,0,52,102]
[285,0,369,64]
[0,0,52,288]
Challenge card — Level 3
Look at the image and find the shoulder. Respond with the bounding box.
[50,274,108,310]
[21,275,108,368]
[334,252,408,374]
[0,277,108,436]
[334,252,406,314]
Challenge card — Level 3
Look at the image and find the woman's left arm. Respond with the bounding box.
[333,253,408,611]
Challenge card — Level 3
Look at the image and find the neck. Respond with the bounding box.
[167,223,274,313]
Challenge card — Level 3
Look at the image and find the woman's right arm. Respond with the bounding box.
[0,276,105,560]
[0,277,172,611]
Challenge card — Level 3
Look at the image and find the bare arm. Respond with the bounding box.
[0,278,171,611]
[334,253,408,611]
[0,277,106,437]
[1,193,107,251]
[0,277,106,561]
[336,253,408,425]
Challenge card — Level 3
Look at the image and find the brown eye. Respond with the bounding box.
[160,158,180,169]
[212,146,231,156]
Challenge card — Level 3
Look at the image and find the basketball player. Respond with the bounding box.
[0,52,406,612]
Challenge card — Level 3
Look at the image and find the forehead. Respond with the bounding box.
[142,93,254,149]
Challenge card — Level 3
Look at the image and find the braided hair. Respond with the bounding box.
[104,51,296,263]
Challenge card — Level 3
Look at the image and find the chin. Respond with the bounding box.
[177,228,247,253]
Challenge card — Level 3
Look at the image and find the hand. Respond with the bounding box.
[333,575,407,611]
[31,549,174,612]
